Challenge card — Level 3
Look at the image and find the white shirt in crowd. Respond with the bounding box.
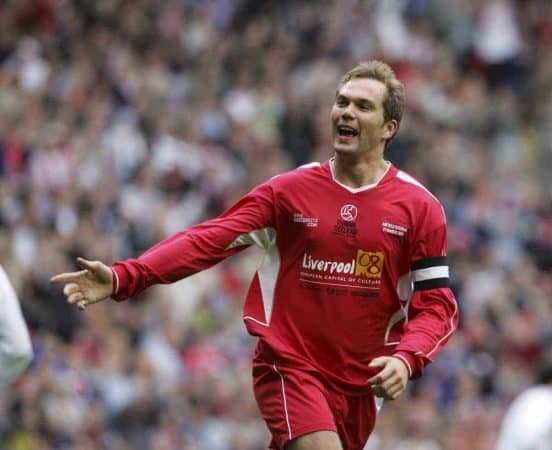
[0,265,33,387]
[495,385,552,450]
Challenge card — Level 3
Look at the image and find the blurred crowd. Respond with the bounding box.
[0,0,551,449]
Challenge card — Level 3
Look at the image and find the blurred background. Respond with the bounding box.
[0,0,551,449]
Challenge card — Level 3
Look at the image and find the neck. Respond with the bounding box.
[332,151,389,188]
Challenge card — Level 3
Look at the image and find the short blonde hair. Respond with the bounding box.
[339,60,406,137]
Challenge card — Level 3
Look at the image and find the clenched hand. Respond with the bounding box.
[367,356,409,400]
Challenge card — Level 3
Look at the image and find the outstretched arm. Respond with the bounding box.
[52,181,276,306]
[0,266,33,387]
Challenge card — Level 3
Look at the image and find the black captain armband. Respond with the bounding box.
[411,256,449,290]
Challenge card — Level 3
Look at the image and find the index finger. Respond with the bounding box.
[50,270,88,284]
[368,368,393,385]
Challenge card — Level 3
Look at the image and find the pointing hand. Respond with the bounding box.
[50,258,114,311]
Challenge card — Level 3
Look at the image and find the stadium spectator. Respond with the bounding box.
[495,358,552,450]
[0,265,33,387]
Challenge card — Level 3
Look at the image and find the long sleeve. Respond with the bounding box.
[394,203,459,379]
[0,266,33,387]
[112,182,276,301]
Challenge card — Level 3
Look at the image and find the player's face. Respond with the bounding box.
[330,78,395,155]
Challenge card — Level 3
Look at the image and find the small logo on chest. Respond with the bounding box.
[293,213,318,227]
[340,204,358,221]
[334,204,359,238]
[382,222,408,237]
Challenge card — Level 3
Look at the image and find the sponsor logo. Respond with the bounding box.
[293,213,318,227]
[334,205,358,238]
[340,204,358,221]
[300,282,322,292]
[300,250,385,289]
[351,291,379,298]
[301,251,384,278]
[382,221,408,237]
[326,287,347,296]
[302,253,355,274]
[333,219,358,238]
[354,250,384,278]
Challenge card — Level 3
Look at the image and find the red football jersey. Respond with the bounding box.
[112,160,458,393]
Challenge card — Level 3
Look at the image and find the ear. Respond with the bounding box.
[382,119,398,140]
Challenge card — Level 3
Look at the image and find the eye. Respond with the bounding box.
[358,102,373,111]
[336,97,348,107]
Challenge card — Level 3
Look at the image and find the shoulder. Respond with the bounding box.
[266,161,325,188]
[391,168,447,228]
[512,386,552,410]
[0,265,16,299]
[393,169,441,205]
[393,169,445,213]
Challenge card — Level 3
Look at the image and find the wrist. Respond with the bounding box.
[111,267,119,296]
[110,264,128,302]
[392,352,414,378]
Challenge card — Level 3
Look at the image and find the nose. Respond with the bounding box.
[341,103,355,120]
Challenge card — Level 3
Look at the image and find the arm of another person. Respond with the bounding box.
[0,266,33,387]
[51,182,276,308]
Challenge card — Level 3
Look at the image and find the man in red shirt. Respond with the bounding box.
[51,60,458,450]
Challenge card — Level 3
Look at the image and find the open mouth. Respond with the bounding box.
[337,125,358,137]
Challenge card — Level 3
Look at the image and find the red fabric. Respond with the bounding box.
[253,356,377,450]
[112,160,458,390]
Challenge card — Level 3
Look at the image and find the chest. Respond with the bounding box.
[278,188,415,265]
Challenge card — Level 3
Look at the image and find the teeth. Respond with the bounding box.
[338,126,358,136]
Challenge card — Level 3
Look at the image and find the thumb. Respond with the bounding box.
[76,257,97,272]
[368,357,388,368]
[76,257,112,284]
